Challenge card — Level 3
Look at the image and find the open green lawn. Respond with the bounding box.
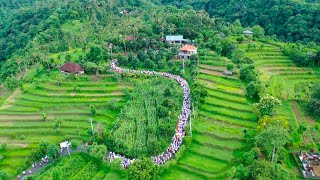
[161,50,257,179]
[0,71,131,175]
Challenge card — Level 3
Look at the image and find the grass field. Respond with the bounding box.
[0,71,130,175]
[237,42,320,100]
[161,50,257,179]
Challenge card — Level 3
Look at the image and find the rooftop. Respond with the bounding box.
[125,36,135,41]
[166,35,185,41]
[243,30,254,34]
[180,45,197,51]
[60,62,84,73]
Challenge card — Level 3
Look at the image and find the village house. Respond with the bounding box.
[243,30,254,36]
[165,35,186,46]
[178,45,197,59]
[60,62,84,75]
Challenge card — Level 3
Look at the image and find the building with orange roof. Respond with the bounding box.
[178,45,197,59]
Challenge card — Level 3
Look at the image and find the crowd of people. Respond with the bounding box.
[107,151,134,168]
[17,155,50,179]
[109,59,191,166]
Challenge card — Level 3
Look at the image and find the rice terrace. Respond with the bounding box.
[0,0,320,179]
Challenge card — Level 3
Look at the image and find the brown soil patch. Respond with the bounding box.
[0,138,29,148]
[111,91,124,95]
[70,92,77,96]
[306,116,317,126]
[0,86,8,97]
[291,101,315,145]
[90,75,103,82]
[303,134,312,146]
[200,69,239,80]
[291,101,303,123]
[9,143,29,148]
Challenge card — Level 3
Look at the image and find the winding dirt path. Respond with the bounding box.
[0,89,21,110]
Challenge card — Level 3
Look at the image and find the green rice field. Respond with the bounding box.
[238,42,320,100]
[0,71,130,174]
[161,50,257,179]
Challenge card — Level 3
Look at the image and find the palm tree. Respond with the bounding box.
[161,20,167,38]
[169,24,176,35]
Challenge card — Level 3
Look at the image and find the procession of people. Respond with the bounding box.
[109,59,191,166]
[17,155,50,179]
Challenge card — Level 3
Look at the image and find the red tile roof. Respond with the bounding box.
[125,36,135,41]
[60,62,84,73]
[180,45,197,51]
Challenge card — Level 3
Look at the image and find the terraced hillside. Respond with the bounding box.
[238,42,320,100]
[0,72,130,174]
[237,41,318,174]
[161,50,257,179]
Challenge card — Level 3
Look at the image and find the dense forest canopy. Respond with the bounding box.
[162,0,320,44]
[0,0,216,83]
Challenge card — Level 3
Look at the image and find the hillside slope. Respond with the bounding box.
[162,50,256,179]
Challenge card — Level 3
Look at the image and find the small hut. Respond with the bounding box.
[224,70,233,76]
[60,62,84,75]
[243,30,254,36]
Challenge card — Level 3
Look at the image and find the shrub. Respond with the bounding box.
[227,63,235,71]
[0,170,11,180]
[144,59,155,69]
[240,64,257,83]
[42,111,47,121]
[90,105,97,116]
[246,81,262,99]
[20,84,30,92]
[0,143,7,150]
[4,77,19,90]
[70,141,79,151]
[254,94,282,117]
[20,135,26,140]
[298,123,308,134]
[129,158,161,180]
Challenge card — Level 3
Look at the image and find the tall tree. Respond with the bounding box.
[256,125,289,162]
[254,94,282,117]
[128,158,161,180]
